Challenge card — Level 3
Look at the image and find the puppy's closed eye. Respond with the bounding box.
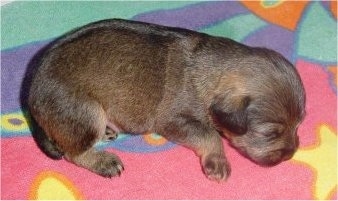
[210,96,250,134]
[255,123,285,137]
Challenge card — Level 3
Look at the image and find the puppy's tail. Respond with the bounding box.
[31,118,64,160]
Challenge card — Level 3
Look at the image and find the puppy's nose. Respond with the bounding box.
[281,147,296,161]
[295,136,300,148]
[282,136,299,160]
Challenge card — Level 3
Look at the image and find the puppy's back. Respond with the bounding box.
[29,19,203,133]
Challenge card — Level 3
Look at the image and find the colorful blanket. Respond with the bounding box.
[1,1,337,200]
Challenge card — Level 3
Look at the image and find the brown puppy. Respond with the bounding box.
[28,19,306,181]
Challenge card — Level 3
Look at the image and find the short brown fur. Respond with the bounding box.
[28,19,306,181]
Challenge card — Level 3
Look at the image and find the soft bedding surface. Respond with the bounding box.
[1,1,337,200]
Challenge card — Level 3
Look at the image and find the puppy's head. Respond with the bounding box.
[210,48,306,166]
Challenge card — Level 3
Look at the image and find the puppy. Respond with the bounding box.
[28,19,306,181]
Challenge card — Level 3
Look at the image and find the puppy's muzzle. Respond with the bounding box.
[258,136,299,166]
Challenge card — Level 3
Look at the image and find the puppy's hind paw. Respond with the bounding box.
[103,127,118,141]
[202,154,231,182]
[66,149,124,178]
[92,152,124,178]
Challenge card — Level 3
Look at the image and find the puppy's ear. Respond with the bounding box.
[210,95,250,134]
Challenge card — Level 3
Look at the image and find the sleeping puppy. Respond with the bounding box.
[28,19,306,181]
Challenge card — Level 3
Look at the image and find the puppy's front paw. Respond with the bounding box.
[202,154,231,182]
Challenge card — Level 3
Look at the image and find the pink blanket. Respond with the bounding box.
[1,1,337,199]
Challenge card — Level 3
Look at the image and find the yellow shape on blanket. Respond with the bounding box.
[1,111,29,132]
[292,125,337,200]
[29,171,83,200]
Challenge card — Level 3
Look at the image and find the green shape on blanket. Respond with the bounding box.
[261,0,283,8]
[1,1,197,50]
[201,14,267,42]
[297,1,337,63]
